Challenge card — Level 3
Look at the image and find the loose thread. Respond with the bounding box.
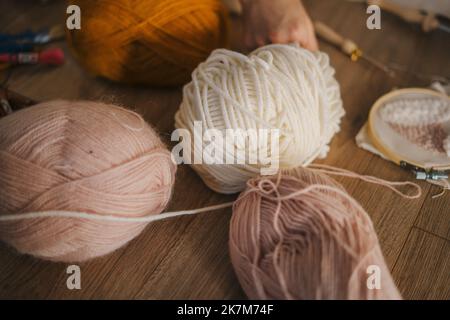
[308,164,422,199]
[111,105,147,132]
[0,201,234,223]
[428,178,450,199]
[0,165,423,223]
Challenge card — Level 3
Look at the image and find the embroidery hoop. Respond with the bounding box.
[367,88,450,179]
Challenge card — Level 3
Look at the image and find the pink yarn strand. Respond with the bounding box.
[308,164,422,199]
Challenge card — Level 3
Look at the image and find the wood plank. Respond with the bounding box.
[392,228,450,300]
[415,193,450,240]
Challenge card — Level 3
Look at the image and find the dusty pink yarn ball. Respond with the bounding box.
[0,100,176,262]
[230,168,401,300]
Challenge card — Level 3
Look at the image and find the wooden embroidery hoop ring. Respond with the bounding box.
[367,88,450,174]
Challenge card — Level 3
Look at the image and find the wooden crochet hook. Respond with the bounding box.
[314,21,395,77]
[368,0,449,33]
[0,87,37,118]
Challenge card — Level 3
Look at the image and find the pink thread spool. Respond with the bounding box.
[0,48,64,65]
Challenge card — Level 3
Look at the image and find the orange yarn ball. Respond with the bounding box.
[67,0,229,86]
[0,101,176,262]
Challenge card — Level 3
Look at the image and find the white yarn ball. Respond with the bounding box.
[175,44,345,194]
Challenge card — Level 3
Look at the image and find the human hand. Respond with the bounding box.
[240,0,318,51]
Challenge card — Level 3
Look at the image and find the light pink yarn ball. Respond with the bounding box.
[0,100,176,262]
[230,168,401,300]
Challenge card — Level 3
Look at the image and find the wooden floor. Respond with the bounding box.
[0,0,449,300]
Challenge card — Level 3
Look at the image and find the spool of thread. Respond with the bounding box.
[229,167,402,300]
[67,0,229,86]
[175,44,345,194]
[0,25,65,54]
[0,48,65,65]
[0,100,176,262]
[0,25,64,44]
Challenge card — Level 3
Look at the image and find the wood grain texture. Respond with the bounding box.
[0,0,449,300]
[392,228,450,300]
[415,191,450,240]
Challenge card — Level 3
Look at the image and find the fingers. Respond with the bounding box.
[243,31,254,51]
[295,22,319,51]
[255,35,267,47]
[243,33,267,52]
[269,31,289,44]
[304,17,319,51]
[245,29,319,52]
[308,33,319,51]
[239,0,319,52]
[242,16,268,51]
[270,21,319,51]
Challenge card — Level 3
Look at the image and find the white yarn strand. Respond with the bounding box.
[0,202,235,223]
